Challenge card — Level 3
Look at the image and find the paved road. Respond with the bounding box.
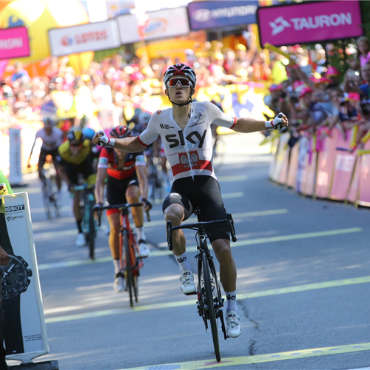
[8,132,370,370]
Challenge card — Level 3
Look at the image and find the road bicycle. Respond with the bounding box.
[74,184,97,260]
[166,208,237,362]
[41,155,60,219]
[97,203,151,308]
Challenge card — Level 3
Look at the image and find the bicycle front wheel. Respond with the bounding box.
[202,253,221,362]
[124,229,134,308]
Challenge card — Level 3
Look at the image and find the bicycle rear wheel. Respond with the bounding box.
[202,253,221,362]
[124,229,134,308]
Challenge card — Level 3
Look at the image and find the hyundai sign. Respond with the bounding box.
[188,1,258,31]
[48,20,121,57]
[257,1,363,47]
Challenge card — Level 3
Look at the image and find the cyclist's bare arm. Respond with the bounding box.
[232,115,288,133]
[95,167,108,204]
[92,132,146,153]
[135,165,149,201]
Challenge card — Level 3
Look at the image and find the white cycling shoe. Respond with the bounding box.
[114,272,125,293]
[138,240,150,258]
[226,311,242,338]
[75,233,85,247]
[180,269,197,295]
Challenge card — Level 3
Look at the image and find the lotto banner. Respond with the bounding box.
[0,193,48,362]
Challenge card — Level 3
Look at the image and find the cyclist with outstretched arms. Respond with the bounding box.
[94,126,152,293]
[93,63,288,338]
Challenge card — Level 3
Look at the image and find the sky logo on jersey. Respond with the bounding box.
[165,129,207,149]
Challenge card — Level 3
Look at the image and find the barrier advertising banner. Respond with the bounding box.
[48,19,121,57]
[0,193,48,363]
[0,27,30,60]
[117,7,189,45]
[187,0,258,31]
[257,1,363,47]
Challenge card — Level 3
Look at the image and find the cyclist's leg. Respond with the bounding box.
[106,176,127,292]
[163,184,196,294]
[125,177,150,257]
[38,149,47,183]
[50,148,62,191]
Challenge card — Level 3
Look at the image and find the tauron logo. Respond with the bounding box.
[5,204,25,213]
[269,16,291,36]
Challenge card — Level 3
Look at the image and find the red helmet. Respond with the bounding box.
[109,125,132,138]
[164,63,196,89]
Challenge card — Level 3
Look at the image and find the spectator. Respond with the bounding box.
[11,62,29,83]
[356,36,370,67]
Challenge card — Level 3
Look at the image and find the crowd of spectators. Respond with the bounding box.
[0,40,273,131]
[2,35,370,149]
[264,36,370,152]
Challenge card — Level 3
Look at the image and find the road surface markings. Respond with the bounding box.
[45,275,370,323]
[217,175,248,182]
[38,227,362,270]
[116,342,370,369]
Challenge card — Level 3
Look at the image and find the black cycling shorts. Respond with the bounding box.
[38,148,59,168]
[64,157,95,185]
[107,173,139,206]
[162,175,229,242]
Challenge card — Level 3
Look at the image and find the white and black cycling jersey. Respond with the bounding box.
[35,127,64,151]
[137,101,236,181]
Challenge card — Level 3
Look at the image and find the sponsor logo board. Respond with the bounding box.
[0,27,30,60]
[258,1,363,47]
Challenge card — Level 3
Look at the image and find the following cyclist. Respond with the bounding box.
[57,127,98,247]
[94,126,152,293]
[92,63,288,338]
[28,117,63,192]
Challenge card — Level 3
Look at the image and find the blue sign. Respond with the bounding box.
[187,1,259,31]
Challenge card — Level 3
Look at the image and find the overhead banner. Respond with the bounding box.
[257,1,363,47]
[0,192,48,363]
[48,19,121,57]
[187,0,258,31]
[0,26,30,60]
[117,7,189,45]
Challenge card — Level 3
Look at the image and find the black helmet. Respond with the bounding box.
[67,127,85,143]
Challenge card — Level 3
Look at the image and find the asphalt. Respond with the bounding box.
[7,132,370,370]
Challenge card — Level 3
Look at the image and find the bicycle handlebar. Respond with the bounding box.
[166,213,237,251]
[96,202,151,226]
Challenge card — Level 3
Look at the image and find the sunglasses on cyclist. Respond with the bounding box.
[168,78,192,88]
[70,142,83,148]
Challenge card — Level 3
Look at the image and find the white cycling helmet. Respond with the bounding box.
[163,63,196,106]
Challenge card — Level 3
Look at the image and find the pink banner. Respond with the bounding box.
[258,1,363,47]
[330,131,356,201]
[358,141,370,206]
[0,27,30,60]
[286,143,299,188]
[316,129,338,198]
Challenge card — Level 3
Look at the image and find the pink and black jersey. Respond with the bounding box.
[137,101,236,181]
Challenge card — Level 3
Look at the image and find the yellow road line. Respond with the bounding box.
[45,275,370,324]
[118,342,370,369]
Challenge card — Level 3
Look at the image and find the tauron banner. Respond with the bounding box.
[257,1,363,47]
[0,193,48,363]
[187,0,258,31]
[48,19,121,57]
[0,26,30,60]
